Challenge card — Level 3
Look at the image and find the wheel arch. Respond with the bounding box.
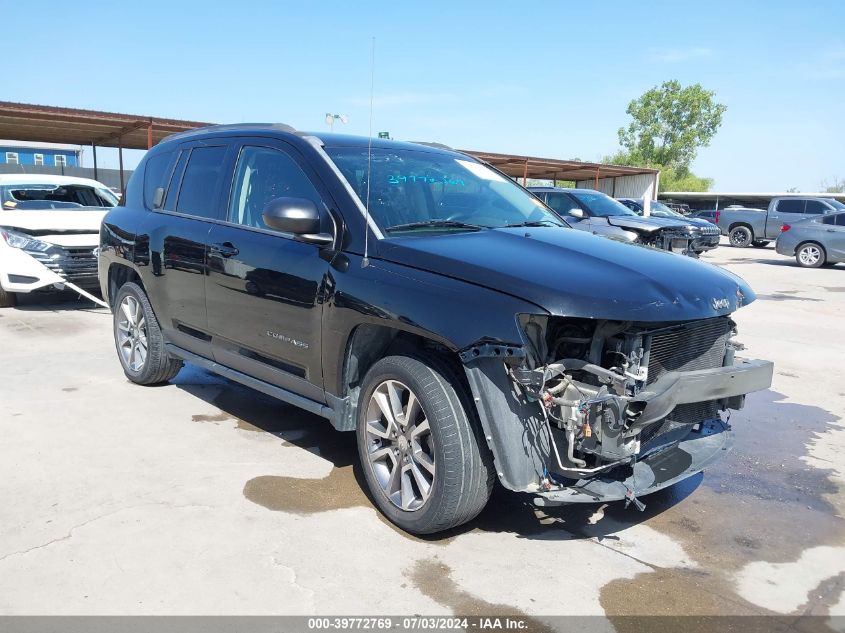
[333,323,465,432]
[107,262,143,310]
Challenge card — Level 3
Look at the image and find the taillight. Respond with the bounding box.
[781,224,791,232]
[714,211,720,223]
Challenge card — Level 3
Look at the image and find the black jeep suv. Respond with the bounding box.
[99,124,773,534]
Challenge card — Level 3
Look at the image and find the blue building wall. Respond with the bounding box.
[0,146,80,167]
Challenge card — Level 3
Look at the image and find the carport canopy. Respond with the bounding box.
[0,100,209,149]
[0,100,657,191]
[463,149,659,185]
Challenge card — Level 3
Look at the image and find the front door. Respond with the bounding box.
[205,140,334,402]
[545,191,592,232]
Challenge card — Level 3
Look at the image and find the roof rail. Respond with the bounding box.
[411,141,454,150]
[163,122,297,143]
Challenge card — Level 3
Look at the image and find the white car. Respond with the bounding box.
[0,174,117,307]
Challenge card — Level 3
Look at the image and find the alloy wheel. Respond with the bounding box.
[117,295,148,372]
[365,379,435,511]
[798,245,822,266]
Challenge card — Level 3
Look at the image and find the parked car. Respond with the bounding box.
[0,174,118,307]
[528,187,699,256]
[660,201,692,215]
[775,211,845,268]
[688,209,720,224]
[99,125,773,534]
[617,198,720,254]
[717,197,845,248]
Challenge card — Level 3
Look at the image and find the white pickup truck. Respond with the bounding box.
[717,196,845,247]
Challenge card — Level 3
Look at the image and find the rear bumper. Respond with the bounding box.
[534,418,733,505]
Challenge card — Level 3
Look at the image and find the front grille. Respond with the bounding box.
[646,316,731,384]
[28,247,98,283]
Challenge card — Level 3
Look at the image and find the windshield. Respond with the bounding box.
[649,200,685,218]
[569,191,637,217]
[324,147,566,233]
[826,199,845,210]
[1,184,117,210]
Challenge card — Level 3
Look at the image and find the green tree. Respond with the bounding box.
[821,177,845,193]
[618,80,726,170]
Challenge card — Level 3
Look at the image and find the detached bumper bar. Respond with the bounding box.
[535,418,733,506]
[633,359,774,427]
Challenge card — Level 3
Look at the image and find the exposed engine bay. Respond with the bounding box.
[460,314,772,507]
[636,228,696,256]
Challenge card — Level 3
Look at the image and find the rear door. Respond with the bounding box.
[767,199,804,238]
[137,142,233,358]
[204,138,335,402]
[822,213,845,260]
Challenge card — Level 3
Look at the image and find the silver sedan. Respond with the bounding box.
[775,211,845,267]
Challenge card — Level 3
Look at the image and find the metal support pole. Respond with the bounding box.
[118,136,125,194]
[92,142,98,181]
[523,160,528,186]
[594,167,600,190]
[148,122,153,149]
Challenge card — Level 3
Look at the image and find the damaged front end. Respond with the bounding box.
[638,227,697,256]
[461,314,773,509]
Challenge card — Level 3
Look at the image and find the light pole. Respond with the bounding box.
[325,113,348,132]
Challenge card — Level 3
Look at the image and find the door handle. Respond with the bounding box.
[211,242,239,258]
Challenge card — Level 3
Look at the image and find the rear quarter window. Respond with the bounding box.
[143,151,176,210]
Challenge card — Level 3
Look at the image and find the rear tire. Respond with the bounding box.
[0,286,17,308]
[795,242,826,268]
[113,282,183,384]
[356,354,494,534]
[729,225,753,248]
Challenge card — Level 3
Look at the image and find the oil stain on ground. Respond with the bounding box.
[409,559,555,633]
[593,389,845,620]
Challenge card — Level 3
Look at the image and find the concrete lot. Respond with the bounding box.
[0,241,844,623]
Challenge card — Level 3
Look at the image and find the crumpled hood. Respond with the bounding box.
[377,227,753,321]
[606,215,692,232]
[0,208,106,234]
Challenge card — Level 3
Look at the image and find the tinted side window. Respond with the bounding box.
[822,215,836,225]
[777,199,804,213]
[546,193,581,216]
[175,146,228,218]
[227,146,321,230]
[804,200,828,215]
[143,151,175,209]
[164,151,188,211]
[837,214,845,227]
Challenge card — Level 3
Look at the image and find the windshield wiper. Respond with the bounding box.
[385,219,485,232]
[501,219,565,228]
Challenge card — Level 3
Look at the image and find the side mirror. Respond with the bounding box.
[568,208,585,219]
[262,197,333,246]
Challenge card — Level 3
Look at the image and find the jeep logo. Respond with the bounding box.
[712,297,731,311]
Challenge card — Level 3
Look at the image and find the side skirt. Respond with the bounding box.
[166,343,339,425]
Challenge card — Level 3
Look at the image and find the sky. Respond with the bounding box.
[4,0,844,191]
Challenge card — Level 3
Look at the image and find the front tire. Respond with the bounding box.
[729,225,753,248]
[113,282,182,384]
[0,286,17,308]
[356,354,494,534]
[796,243,826,268]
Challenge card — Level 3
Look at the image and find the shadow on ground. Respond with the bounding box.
[172,364,843,556]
